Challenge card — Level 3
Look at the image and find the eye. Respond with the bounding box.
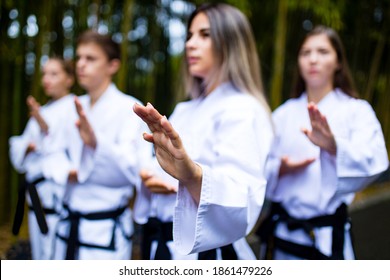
[200,29,210,38]
[318,48,329,54]
[299,49,310,56]
[186,32,193,42]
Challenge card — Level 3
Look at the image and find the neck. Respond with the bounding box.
[52,91,69,101]
[306,86,333,104]
[88,80,111,106]
[203,79,225,96]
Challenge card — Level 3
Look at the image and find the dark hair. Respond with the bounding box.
[291,25,358,98]
[77,30,121,61]
[52,56,75,78]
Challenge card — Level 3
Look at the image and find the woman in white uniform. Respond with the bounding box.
[133,3,274,259]
[258,25,389,260]
[43,30,152,260]
[9,57,75,259]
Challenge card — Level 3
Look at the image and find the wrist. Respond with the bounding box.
[181,162,202,188]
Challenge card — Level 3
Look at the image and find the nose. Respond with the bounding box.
[42,75,50,84]
[309,52,318,63]
[76,57,85,69]
[186,34,198,50]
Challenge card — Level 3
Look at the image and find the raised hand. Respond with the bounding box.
[74,97,97,149]
[140,169,177,194]
[27,96,49,134]
[301,102,337,155]
[133,103,202,203]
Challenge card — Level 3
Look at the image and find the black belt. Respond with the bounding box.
[142,217,173,260]
[257,202,349,260]
[28,205,57,215]
[61,205,127,260]
[198,244,238,260]
[12,177,48,235]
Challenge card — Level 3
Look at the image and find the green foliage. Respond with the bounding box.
[0,0,389,226]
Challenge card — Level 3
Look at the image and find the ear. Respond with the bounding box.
[108,59,121,76]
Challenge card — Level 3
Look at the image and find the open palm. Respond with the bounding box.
[133,102,202,202]
[301,102,337,155]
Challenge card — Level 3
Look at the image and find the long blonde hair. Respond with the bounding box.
[183,3,270,114]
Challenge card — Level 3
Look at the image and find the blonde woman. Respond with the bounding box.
[133,3,273,260]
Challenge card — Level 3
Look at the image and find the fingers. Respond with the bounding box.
[133,102,149,119]
[143,176,177,194]
[74,97,84,117]
[160,116,183,149]
[280,155,316,176]
[307,102,333,134]
[26,96,34,107]
[134,102,164,133]
[307,102,322,123]
[301,127,310,138]
[140,170,177,194]
[140,169,153,181]
[74,97,88,124]
[142,132,154,143]
[296,157,316,168]
[134,102,183,151]
[27,96,40,113]
[68,169,78,184]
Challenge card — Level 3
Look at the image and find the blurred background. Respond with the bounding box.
[0,0,389,259]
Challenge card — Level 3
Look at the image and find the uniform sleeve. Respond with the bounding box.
[173,105,273,254]
[264,108,285,199]
[9,118,42,173]
[327,100,389,194]
[41,118,74,186]
[77,106,154,189]
[264,137,282,199]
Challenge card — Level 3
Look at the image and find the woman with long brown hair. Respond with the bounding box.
[259,25,388,260]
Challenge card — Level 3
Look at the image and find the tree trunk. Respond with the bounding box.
[269,0,288,110]
[363,35,385,102]
[117,0,134,92]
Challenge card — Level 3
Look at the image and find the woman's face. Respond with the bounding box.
[298,33,339,92]
[185,12,214,79]
[41,59,72,100]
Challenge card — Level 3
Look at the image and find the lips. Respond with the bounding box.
[187,56,199,65]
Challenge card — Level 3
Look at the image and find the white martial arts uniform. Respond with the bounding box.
[43,84,151,260]
[133,159,197,260]
[9,94,74,259]
[264,89,389,259]
[158,82,274,258]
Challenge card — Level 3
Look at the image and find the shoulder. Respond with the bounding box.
[335,89,375,113]
[112,87,144,107]
[272,96,304,118]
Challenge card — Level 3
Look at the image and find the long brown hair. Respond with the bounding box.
[183,3,270,114]
[291,25,358,98]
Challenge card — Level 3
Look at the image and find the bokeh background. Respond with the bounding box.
[0,0,389,259]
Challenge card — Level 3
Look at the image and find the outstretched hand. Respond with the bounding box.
[301,102,337,155]
[74,97,97,149]
[133,102,202,203]
[279,156,316,177]
[140,169,177,194]
[27,96,49,134]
